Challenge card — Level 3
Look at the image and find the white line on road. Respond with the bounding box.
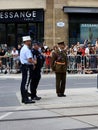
[0,106,23,120]
[0,112,13,120]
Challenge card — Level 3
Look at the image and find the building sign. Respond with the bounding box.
[0,9,44,22]
[57,22,65,27]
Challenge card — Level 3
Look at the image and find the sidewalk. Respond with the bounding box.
[1,87,98,130]
[15,87,98,130]
[0,74,98,130]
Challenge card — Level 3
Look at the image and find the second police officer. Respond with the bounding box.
[30,41,45,100]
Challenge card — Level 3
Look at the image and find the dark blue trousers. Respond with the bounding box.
[20,64,33,101]
[30,70,41,98]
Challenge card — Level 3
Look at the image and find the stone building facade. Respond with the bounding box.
[0,0,98,47]
[46,0,98,47]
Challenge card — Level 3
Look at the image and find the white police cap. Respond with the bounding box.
[22,36,31,42]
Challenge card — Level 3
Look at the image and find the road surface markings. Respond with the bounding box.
[0,106,22,120]
[0,112,13,120]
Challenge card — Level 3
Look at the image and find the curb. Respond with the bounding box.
[0,73,97,79]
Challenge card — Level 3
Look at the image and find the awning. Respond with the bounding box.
[63,7,98,13]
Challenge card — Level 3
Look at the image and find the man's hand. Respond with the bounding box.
[33,60,37,65]
[28,58,37,64]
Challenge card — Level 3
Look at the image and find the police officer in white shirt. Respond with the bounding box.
[20,36,37,104]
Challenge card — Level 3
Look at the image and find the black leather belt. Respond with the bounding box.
[22,64,33,66]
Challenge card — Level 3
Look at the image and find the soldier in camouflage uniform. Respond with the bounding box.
[51,42,67,97]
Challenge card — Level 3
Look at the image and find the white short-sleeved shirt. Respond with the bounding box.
[20,44,32,64]
[11,50,18,55]
[11,50,19,60]
[85,47,89,55]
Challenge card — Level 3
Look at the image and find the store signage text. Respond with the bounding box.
[0,11,36,19]
[81,24,98,27]
[0,9,44,22]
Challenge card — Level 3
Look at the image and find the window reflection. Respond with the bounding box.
[7,24,15,47]
[17,24,27,44]
[0,24,6,45]
[0,23,44,47]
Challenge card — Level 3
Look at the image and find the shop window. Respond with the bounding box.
[69,22,80,46]
[0,9,44,47]
[7,24,15,47]
[0,24,6,46]
[17,24,27,44]
[28,23,44,43]
[80,24,98,44]
[69,13,98,46]
[28,23,36,41]
[37,23,44,42]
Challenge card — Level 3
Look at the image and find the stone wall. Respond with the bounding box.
[54,0,98,8]
[55,8,68,45]
[44,0,54,47]
[0,0,46,9]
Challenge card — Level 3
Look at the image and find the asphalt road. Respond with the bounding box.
[0,74,97,107]
[0,74,98,130]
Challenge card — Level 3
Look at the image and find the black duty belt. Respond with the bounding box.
[22,64,33,66]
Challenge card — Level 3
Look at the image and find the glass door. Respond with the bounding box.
[37,23,44,42]
[17,24,27,44]
[28,23,44,42]
[7,24,15,47]
[28,23,36,41]
[69,13,98,46]
[0,24,6,46]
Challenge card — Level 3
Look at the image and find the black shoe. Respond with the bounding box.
[4,70,7,74]
[57,94,66,97]
[27,92,31,97]
[61,94,66,97]
[57,94,62,97]
[32,96,41,100]
[22,99,35,104]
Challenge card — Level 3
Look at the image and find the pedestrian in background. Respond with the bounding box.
[76,47,82,74]
[44,47,51,73]
[11,47,19,72]
[51,42,67,97]
[20,36,37,104]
